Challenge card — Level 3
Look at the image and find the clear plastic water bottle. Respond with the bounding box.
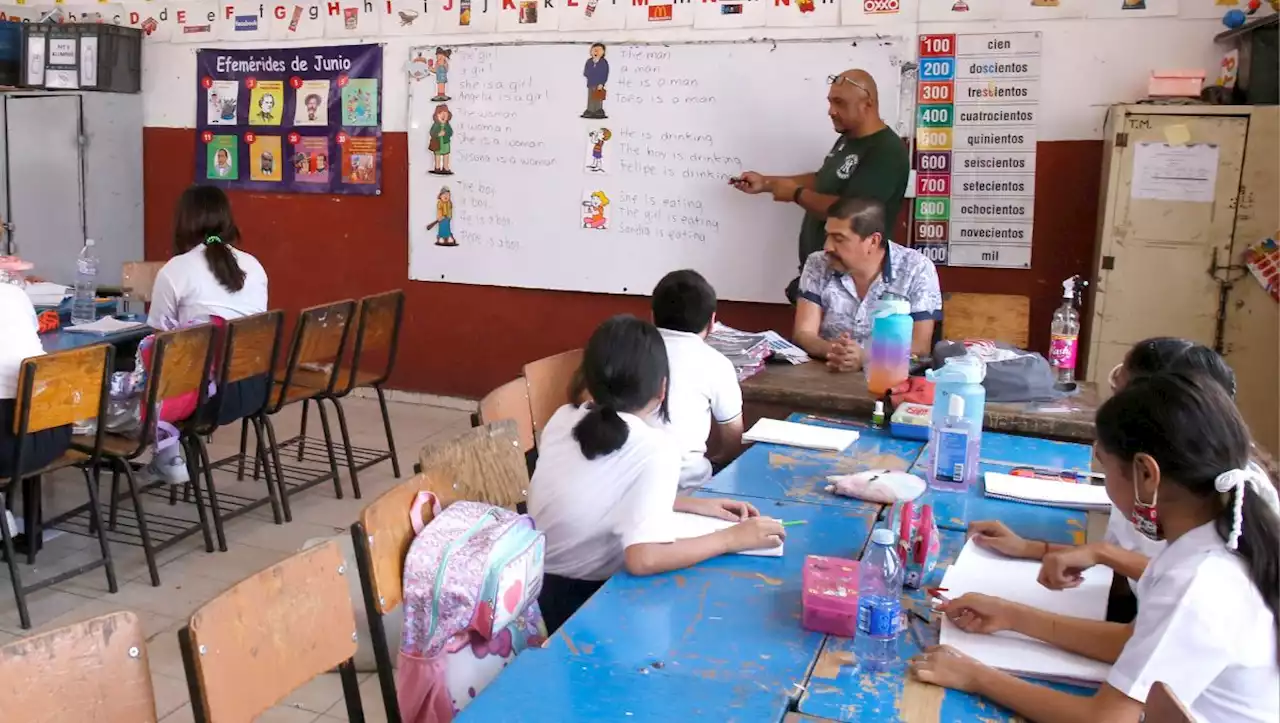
[71,239,99,327]
[856,527,904,671]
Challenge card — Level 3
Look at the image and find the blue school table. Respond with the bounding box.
[459,415,1096,723]
[40,324,152,352]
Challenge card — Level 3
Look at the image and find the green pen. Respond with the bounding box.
[781,520,808,527]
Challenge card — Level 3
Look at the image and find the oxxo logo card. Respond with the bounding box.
[863,0,899,13]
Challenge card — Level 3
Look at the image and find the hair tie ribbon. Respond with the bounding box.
[1214,466,1279,550]
[204,235,223,246]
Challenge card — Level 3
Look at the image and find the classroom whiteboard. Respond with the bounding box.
[407,40,905,303]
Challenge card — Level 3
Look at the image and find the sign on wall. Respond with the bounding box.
[194,44,382,195]
[913,32,1040,269]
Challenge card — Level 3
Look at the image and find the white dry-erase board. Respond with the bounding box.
[407,40,905,303]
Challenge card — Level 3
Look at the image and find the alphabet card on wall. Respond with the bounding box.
[694,0,766,28]
[435,0,500,33]
[381,0,436,34]
[843,0,918,24]
[919,0,1002,20]
[1087,0,1176,17]
[219,1,272,40]
[323,0,382,36]
[497,0,561,31]
[559,0,628,32]
[765,0,841,28]
[269,1,327,39]
[120,3,174,41]
[170,1,220,42]
[625,0,695,28]
[1003,0,1085,19]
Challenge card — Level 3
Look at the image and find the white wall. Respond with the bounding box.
[141,15,1228,139]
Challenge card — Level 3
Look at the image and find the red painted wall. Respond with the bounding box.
[144,128,1101,398]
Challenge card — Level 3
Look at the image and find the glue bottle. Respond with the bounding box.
[1049,276,1081,386]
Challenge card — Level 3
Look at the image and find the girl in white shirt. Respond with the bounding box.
[0,284,70,478]
[910,371,1280,723]
[530,315,785,633]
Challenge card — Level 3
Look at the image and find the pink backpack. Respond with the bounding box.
[396,492,546,722]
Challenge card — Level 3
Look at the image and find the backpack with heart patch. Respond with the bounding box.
[397,492,546,722]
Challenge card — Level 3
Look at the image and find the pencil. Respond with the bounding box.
[781,520,808,527]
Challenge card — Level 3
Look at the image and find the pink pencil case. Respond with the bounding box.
[801,555,861,637]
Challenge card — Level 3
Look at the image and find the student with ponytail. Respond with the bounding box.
[909,371,1279,723]
[530,315,785,633]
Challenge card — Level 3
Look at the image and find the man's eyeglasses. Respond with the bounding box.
[827,75,871,95]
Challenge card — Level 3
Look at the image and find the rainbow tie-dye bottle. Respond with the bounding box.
[866,294,912,396]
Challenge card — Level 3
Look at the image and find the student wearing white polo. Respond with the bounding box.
[649,270,743,490]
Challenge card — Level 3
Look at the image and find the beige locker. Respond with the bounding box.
[1088,105,1278,456]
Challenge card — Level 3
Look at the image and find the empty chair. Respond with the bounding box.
[940,292,1031,348]
[473,377,536,475]
[179,540,364,722]
[121,261,166,304]
[0,611,158,722]
[1144,682,1196,723]
[523,349,583,444]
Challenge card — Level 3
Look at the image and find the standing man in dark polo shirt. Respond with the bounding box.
[732,68,910,303]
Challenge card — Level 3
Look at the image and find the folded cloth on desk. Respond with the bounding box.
[939,540,1111,685]
[984,471,1112,511]
[743,418,859,452]
[668,512,783,557]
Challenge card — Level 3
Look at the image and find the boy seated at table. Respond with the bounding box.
[792,197,941,373]
[911,371,1279,723]
[968,338,1272,623]
[650,269,744,490]
[529,315,785,634]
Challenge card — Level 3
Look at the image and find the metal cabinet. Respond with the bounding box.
[0,91,143,286]
[1087,104,1279,455]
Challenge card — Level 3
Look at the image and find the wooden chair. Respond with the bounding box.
[262,300,358,503]
[84,324,220,577]
[121,261,165,304]
[189,312,287,526]
[472,378,536,475]
[940,292,1032,348]
[2,345,116,629]
[1145,682,1195,723]
[350,421,529,723]
[294,290,406,493]
[0,611,157,722]
[179,540,364,722]
[523,349,583,444]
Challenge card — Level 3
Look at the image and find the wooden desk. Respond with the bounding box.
[742,363,1102,443]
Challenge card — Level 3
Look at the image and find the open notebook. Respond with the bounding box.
[669,512,783,557]
[984,472,1112,512]
[938,540,1111,685]
[743,418,859,452]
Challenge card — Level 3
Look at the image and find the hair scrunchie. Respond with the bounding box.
[1214,466,1280,550]
[204,235,223,246]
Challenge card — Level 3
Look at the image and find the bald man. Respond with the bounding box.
[733,69,910,303]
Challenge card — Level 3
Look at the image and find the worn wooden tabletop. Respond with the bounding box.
[742,362,1102,443]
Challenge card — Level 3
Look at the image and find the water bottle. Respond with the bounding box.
[856,527,904,671]
[71,239,99,327]
[865,293,912,396]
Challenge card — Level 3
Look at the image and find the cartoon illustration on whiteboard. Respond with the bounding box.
[429,47,452,102]
[586,128,611,172]
[582,190,610,230]
[428,186,457,247]
[1121,0,1145,8]
[429,103,454,175]
[949,0,969,10]
[581,43,609,119]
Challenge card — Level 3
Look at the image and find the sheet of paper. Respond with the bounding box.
[984,472,1112,511]
[1162,123,1191,146]
[63,317,146,336]
[1130,142,1219,203]
[743,418,859,452]
[938,540,1111,684]
[24,282,69,307]
[668,512,782,557]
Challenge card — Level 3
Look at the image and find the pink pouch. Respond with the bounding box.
[897,502,940,589]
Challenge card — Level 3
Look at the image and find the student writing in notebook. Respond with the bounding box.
[967,338,1270,622]
[529,316,785,634]
[650,270,744,490]
[910,372,1280,723]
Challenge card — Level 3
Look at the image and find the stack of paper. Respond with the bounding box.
[63,317,146,336]
[668,512,783,557]
[939,540,1112,685]
[984,472,1112,511]
[743,418,859,452]
[24,282,69,307]
[706,323,772,381]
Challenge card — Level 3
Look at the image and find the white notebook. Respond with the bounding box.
[742,418,859,452]
[984,472,1112,512]
[668,512,783,557]
[62,317,146,336]
[938,540,1112,685]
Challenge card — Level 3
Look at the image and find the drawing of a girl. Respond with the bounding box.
[429,103,454,175]
[429,47,452,102]
[582,191,609,230]
[432,186,457,247]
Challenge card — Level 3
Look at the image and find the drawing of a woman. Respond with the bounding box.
[430,47,452,102]
[433,186,457,246]
[429,103,454,176]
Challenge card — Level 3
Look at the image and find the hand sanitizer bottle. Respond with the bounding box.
[928,394,978,493]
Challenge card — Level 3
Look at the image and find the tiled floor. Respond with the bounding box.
[2,397,473,722]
